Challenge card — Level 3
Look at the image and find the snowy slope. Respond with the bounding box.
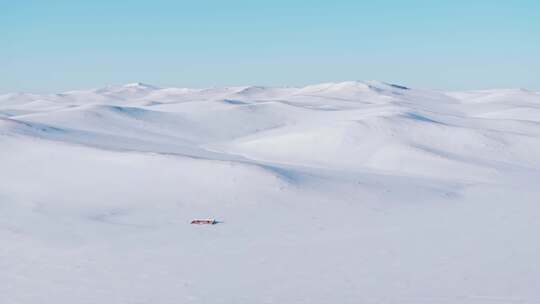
[1,81,540,303]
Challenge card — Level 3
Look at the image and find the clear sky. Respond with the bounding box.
[2,0,539,93]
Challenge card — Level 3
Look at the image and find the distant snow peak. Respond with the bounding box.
[300,81,362,92]
[122,82,158,90]
[235,85,268,95]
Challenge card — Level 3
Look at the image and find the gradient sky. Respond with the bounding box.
[2,0,539,93]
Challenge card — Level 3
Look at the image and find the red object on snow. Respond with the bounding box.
[190,219,216,225]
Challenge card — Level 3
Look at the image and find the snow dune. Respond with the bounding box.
[1,81,540,303]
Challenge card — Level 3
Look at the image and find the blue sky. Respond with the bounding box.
[2,0,539,92]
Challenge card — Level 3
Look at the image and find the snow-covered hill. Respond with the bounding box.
[2,81,540,303]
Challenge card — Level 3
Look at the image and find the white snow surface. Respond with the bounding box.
[1,81,540,303]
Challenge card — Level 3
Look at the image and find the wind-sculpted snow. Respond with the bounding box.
[1,81,540,303]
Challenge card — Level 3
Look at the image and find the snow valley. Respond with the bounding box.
[2,81,540,303]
